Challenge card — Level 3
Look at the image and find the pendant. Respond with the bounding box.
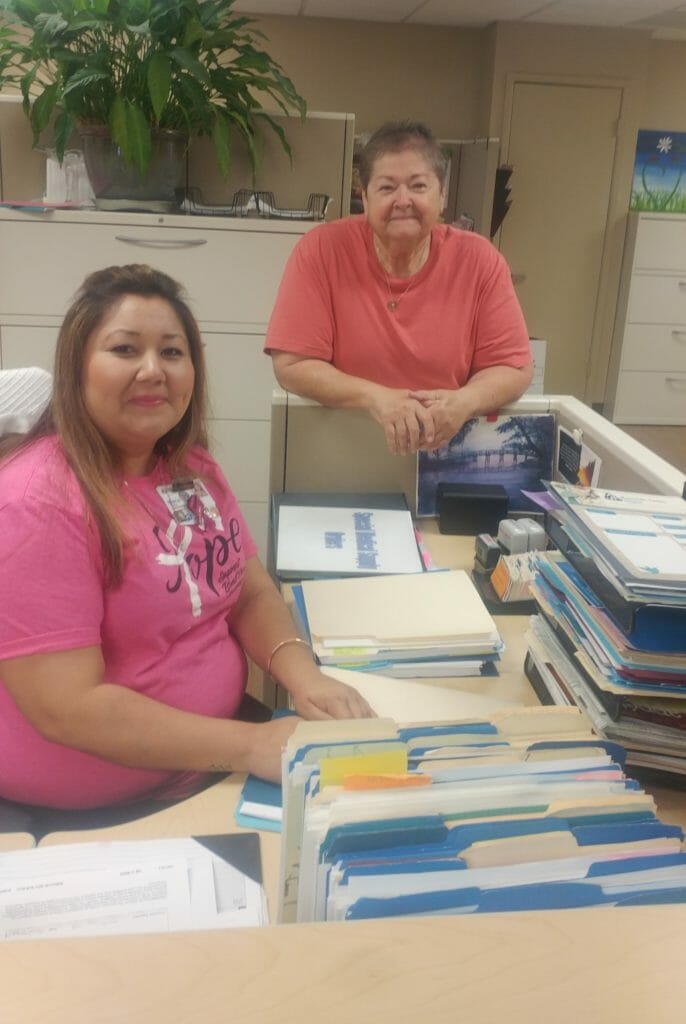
[387,300,398,312]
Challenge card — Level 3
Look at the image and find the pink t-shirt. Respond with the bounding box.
[264,216,531,389]
[0,436,257,809]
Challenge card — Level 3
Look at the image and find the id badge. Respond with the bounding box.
[157,479,222,530]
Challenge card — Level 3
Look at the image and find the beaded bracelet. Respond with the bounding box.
[267,637,314,678]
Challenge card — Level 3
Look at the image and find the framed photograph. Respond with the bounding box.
[416,413,556,517]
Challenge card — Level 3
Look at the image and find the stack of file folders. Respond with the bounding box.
[525,481,686,776]
[278,707,686,924]
[291,570,503,678]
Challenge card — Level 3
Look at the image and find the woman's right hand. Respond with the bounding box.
[245,715,302,783]
[368,385,438,454]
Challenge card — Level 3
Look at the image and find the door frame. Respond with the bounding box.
[499,71,636,406]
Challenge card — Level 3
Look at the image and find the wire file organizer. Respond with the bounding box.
[178,188,331,220]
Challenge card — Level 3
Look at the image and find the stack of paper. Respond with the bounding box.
[0,835,266,941]
[292,570,503,677]
[526,482,686,776]
[279,708,686,924]
[546,482,686,628]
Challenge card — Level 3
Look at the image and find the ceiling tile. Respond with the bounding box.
[234,0,304,14]
[408,0,547,26]
[302,0,421,20]
[525,0,685,27]
[234,0,686,29]
[634,4,686,28]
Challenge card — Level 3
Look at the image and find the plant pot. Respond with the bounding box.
[79,125,187,213]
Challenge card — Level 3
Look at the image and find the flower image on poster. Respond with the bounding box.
[630,130,686,213]
[416,414,556,517]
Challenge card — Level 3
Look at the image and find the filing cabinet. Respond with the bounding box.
[607,212,686,424]
[0,208,312,557]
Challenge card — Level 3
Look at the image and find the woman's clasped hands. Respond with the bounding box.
[370,384,475,455]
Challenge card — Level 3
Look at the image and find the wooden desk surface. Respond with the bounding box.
[0,833,34,852]
[3,522,686,1020]
[2,904,686,1024]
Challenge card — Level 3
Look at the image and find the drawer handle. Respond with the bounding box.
[114,236,208,249]
[672,330,686,341]
[666,376,686,388]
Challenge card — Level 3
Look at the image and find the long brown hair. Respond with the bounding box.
[1,264,209,587]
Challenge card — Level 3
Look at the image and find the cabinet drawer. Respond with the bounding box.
[208,419,271,503]
[204,333,275,420]
[1,327,277,420]
[0,220,298,325]
[613,370,686,424]
[634,217,686,272]
[619,324,686,372]
[1,325,59,371]
[627,274,686,324]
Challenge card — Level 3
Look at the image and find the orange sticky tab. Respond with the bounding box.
[343,773,431,791]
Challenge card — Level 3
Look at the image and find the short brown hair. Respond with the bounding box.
[357,120,449,190]
[2,264,208,586]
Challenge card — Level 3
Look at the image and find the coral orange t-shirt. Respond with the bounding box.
[264,216,531,389]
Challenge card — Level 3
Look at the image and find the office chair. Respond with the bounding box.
[0,365,52,436]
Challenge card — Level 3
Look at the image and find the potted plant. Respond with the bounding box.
[0,0,307,210]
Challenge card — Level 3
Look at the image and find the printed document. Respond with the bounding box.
[0,837,266,941]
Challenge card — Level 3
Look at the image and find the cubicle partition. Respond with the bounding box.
[270,391,685,508]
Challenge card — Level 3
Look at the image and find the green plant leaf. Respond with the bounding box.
[1,0,307,181]
[256,111,293,163]
[122,100,152,176]
[181,15,204,49]
[226,108,259,175]
[110,94,153,175]
[170,47,212,88]
[147,50,171,122]
[30,80,59,136]
[173,72,212,132]
[53,107,75,163]
[33,12,68,39]
[19,66,39,114]
[211,110,230,179]
[62,67,110,96]
[110,93,129,157]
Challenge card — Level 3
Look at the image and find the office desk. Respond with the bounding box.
[3,523,686,1021]
[1,902,686,1023]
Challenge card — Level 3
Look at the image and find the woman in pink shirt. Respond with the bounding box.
[0,264,370,811]
[266,120,533,457]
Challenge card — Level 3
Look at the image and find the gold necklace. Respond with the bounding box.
[383,274,417,313]
[374,236,430,313]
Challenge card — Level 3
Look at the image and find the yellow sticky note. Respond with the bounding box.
[319,750,408,789]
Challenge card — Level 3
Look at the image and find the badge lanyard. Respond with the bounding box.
[156,478,222,531]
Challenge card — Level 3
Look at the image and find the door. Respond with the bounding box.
[499,81,622,398]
